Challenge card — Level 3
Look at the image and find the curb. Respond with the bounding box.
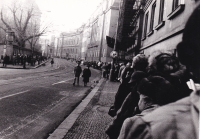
[47,78,105,139]
[30,60,49,69]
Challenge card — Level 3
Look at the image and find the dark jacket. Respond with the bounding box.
[82,68,91,83]
[74,65,82,77]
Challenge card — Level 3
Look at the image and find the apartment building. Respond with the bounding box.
[79,0,120,62]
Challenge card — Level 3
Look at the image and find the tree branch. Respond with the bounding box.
[0,10,12,30]
[22,7,34,34]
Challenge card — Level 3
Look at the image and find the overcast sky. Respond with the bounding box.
[35,0,102,34]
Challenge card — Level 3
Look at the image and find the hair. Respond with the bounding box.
[132,54,148,72]
[147,52,179,74]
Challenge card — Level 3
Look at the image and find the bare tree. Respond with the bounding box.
[0,2,50,49]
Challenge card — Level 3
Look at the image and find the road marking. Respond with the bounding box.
[52,78,74,85]
[0,90,30,100]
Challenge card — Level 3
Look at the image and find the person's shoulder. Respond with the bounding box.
[142,96,191,123]
[119,116,151,139]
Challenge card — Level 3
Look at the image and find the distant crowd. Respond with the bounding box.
[1,54,48,68]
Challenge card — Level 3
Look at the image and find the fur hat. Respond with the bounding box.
[128,71,147,84]
[147,52,180,74]
[137,76,175,105]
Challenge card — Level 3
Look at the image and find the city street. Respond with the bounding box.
[0,58,101,139]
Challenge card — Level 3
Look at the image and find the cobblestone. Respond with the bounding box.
[63,80,119,139]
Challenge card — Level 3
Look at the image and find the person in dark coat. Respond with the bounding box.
[51,58,54,67]
[23,55,27,69]
[82,65,91,87]
[101,63,108,78]
[108,54,148,117]
[106,54,149,139]
[73,62,82,86]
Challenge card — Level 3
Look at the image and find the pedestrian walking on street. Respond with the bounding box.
[82,65,91,87]
[73,62,82,86]
[51,58,54,67]
[23,55,27,69]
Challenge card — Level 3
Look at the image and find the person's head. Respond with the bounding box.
[137,76,175,111]
[147,52,180,75]
[132,54,148,72]
[177,4,200,83]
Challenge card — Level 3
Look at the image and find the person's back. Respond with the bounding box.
[82,66,91,86]
[74,65,82,76]
[51,59,54,66]
[73,63,82,86]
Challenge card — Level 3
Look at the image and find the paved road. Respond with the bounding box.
[0,58,101,139]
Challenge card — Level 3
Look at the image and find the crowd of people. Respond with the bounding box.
[82,60,130,81]
[1,54,48,68]
[104,4,200,139]
[71,6,200,138]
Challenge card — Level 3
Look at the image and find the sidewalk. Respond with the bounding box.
[48,78,120,139]
[0,60,49,69]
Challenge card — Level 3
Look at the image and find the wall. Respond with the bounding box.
[141,0,200,55]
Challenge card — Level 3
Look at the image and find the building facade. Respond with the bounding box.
[133,0,200,56]
[85,0,120,62]
[59,29,83,60]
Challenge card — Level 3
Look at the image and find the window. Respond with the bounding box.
[172,0,179,11]
[143,12,149,39]
[149,2,156,32]
[168,0,184,19]
[158,0,165,24]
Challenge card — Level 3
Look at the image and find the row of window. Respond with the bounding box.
[87,50,100,58]
[143,0,184,39]
[87,48,107,58]
[64,38,79,46]
[63,48,78,53]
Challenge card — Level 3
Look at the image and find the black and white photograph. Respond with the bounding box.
[0,0,199,139]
